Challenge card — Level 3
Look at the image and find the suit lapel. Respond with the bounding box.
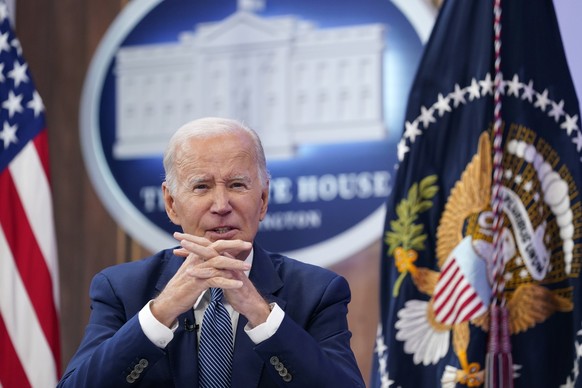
[231,245,285,387]
[167,310,199,387]
[155,252,200,387]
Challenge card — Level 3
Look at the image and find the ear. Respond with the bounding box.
[259,182,269,221]
[162,182,181,225]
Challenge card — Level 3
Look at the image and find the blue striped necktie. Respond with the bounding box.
[199,288,233,388]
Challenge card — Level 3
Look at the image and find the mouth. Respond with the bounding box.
[213,227,233,234]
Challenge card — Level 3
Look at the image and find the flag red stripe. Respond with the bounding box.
[432,259,457,304]
[33,128,51,182]
[437,278,468,323]
[457,298,485,323]
[433,264,461,311]
[0,169,61,366]
[0,314,32,388]
[448,284,476,322]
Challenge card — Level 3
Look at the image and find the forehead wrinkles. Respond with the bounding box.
[175,144,258,182]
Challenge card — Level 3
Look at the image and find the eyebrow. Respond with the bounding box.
[185,175,252,186]
[229,175,251,182]
[189,176,208,182]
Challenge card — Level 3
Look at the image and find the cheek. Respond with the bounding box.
[173,197,199,217]
[177,200,203,217]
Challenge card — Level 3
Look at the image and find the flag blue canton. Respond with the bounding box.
[0,10,46,172]
[371,0,582,387]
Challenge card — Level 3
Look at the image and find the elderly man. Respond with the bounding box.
[58,117,364,387]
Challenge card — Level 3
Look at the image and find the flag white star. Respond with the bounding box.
[561,375,576,388]
[521,80,535,102]
[506,74,522,96]
[418,105,436,128]
[534,89,550,111]
[0,121,18,149]
[2,90,23,117]
[397,139,410,161]
[450,84,466,107]
[497,78,507,95]
[404,120,422,143]
[548,99,565,122]
[467,78,480,100]
[27,90,45,116]
[494,72,506,95]
[572,131,582,152]
[8,60,29,87]
[434,93,452,116]
[0,63,4,82]
[378,355,388,372]
[11,37,22,56]
[375,337,388,355]
[380,373,395,388]
[480,73,494,96]
[0,31,10,54]
[560,114,579,136]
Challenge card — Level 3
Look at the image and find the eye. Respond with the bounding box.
[230,181,248,190]
[192,183,209,192]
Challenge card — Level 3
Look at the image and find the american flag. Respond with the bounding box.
[0,1,61,387]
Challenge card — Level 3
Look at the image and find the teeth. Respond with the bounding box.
[215,227,230,234]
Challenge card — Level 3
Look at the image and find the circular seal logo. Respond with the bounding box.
[80,0,435,266]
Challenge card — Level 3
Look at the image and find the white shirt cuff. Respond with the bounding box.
[138,300,178,348]
[244,303,284,344]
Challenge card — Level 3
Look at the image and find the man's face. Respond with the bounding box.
[163,131,269,247]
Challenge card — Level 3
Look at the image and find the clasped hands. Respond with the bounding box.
[150,232,271,329]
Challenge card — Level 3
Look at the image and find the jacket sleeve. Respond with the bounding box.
[57,273,167,388]
[253,275,365,387]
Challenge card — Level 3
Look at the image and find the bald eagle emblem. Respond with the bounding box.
[386,128,581,386]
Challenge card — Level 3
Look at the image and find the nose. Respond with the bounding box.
[210,186,232,215]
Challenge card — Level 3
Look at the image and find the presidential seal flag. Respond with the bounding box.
[371,0,582,387]
[0,2,61,387]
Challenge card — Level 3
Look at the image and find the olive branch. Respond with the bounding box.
[385,174,438,297]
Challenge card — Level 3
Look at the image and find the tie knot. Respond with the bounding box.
[209,287,224,303]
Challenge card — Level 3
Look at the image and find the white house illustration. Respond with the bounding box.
[113,0,386,159]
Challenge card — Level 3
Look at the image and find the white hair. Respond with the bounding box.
[163,117,270,194]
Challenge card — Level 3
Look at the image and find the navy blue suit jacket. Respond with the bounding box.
[58,245,364,387]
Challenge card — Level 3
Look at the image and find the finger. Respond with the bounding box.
[209,277,244,289]
[175,232,251,258]
[172,248,206,269]
[209,239,252,258]
[173,247,190,257]
[185,266,244,289]
[204,255,251,271]
[173,232,211,247]
[180,239,221,260]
